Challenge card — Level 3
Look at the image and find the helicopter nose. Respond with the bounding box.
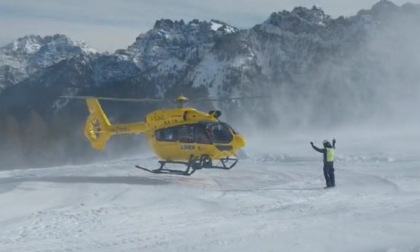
[234,135,246,149]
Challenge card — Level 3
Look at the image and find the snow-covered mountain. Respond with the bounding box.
[0,0,419,127]
[114,19,240,97]
[0,34,97,90]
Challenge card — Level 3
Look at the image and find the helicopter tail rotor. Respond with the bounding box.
[84,99,113,150]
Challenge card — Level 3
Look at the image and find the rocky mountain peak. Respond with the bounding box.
[371,0,399,13]
[263,5,331,33]
[290,6,329,24]
[401,2,420,10]
[356,0,400,20]
[209,19,239,33]
[2,35,45,55]
[150,18,238,35]
[0,34,97,90]
[126,18,239,61]
[153,19,186,30]
[1,34,97,56]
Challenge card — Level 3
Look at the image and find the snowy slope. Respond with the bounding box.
[1,149,419,252]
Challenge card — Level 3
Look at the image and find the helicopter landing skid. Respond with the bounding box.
[135,155,239,176]
[135,161,197,176]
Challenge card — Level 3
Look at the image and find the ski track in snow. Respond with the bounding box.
[0,156,420,252]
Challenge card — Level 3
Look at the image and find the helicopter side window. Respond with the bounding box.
[195,125,211,144]
[155,127,178,142]
[178,125,195,143]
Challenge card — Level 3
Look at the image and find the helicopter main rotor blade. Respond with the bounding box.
[191,96,270,102]
[60,96,166,103]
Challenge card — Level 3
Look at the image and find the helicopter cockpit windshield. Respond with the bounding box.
[202,122,234,144]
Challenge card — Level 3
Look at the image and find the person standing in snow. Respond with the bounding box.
[310,138,336,188]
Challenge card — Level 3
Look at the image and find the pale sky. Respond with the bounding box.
[0,0,418,52]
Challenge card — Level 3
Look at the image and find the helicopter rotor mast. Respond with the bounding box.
[175,96,188,108]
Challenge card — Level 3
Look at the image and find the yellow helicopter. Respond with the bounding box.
[66,95,252,176]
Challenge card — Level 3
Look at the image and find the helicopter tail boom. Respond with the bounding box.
[84,98,147,150]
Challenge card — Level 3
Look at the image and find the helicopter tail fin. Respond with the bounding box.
[84,98,113,150]
[84,98,148,150]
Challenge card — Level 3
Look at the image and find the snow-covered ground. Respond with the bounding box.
[1,143,420,251]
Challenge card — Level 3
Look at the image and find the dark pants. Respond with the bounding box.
[323,162,335,187]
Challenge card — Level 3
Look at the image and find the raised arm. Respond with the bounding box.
[310,142,324,153]
[332,138,336,149]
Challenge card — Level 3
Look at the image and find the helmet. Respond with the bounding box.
[323,140,330,146]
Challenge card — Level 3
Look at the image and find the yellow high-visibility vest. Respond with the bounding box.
[326,148,335,162]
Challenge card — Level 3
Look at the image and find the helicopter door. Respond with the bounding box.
[195,124,212,144]
[177,125,195,143]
